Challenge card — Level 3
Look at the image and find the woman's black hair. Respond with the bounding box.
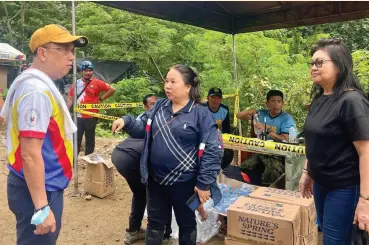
[171,64,202,103]
[310,38,366,103]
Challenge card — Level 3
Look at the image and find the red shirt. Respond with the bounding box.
[69,77,111,118]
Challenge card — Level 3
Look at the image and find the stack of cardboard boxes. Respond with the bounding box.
[226,187,317,245]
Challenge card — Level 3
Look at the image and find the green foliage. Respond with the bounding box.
[0,88,8,99]
[353,50,369,92]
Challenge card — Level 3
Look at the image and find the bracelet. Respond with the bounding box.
[34,204,49,213]
[360,194,369,201]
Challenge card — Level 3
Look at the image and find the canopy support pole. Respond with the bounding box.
[232,34,242,136]
[72,1,79,195]
[232,34,243,166]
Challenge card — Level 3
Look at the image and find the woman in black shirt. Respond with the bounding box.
[299,39,369,244]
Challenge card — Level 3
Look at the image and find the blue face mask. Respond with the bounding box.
[31,206,50,225]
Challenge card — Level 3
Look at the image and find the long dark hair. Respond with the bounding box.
[310,39,365,103]
[171,64,202,103]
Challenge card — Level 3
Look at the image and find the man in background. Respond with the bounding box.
[67,60,115,155]
[203,88,230,134]
[236,90,296,186]
[203,87,232,169]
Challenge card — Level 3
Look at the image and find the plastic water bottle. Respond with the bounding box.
[289,126,298,144]
[253,113,262,138]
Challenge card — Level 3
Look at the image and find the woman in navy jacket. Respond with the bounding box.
[112,64,223,245]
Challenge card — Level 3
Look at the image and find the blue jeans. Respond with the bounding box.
[7,171,64,245]
[313,183,359,245]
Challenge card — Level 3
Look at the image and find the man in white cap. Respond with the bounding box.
[0,24,87,245]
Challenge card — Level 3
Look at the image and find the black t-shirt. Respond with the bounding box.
[304,90,369,189]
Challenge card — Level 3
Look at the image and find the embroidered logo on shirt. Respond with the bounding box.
[24,108,40,127]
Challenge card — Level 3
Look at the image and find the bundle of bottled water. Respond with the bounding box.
[195,199,221,243]
[213,183,256,215]
[170,198,221,243]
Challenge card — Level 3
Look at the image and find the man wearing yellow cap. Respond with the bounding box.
[0,24,87,245]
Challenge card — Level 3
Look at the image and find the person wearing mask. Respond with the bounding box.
[236,90,296,185]
[0,24,87,245]
[299,38,369,244]
[111,64,223,245]
[112,94,174,245]
[67,61,115,155]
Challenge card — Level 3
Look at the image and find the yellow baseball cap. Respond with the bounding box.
[29,24,88,53]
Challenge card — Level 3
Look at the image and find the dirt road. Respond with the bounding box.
[0,125,224,245]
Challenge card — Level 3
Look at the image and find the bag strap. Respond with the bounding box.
[76,80,91,100]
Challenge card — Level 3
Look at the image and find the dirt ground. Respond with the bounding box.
[0,125,225,245]
[0,124,322,245]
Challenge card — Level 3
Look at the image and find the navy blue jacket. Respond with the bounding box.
[122,99,223,194]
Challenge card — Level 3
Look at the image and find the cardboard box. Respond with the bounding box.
[225,237,255,245]
[225,227,318,245]
[300,225,318,245]
[249,187,316,236]
[82,153,115,198]
[227,197,301,245]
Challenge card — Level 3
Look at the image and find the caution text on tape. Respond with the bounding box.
[74,102,143,110]
[75,109,119,121]
[75,93,236,110]
[222,134,305,155]
[73,110,306,156]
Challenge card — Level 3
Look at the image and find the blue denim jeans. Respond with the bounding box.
[313,183,359,245]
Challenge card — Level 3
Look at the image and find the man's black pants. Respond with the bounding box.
[77,117,98,155]
[111,147,172,237]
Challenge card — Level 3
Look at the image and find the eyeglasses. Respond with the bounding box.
[307,59,332,68]
[42,46,75,55]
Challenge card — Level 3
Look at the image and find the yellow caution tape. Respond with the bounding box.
[75,109,119,121]
[75,94,236,110]
[233,90,239,128]
[74,111,304,155]
[222,93,236,99]
[222,134,306,155]
[74,102,143,110]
